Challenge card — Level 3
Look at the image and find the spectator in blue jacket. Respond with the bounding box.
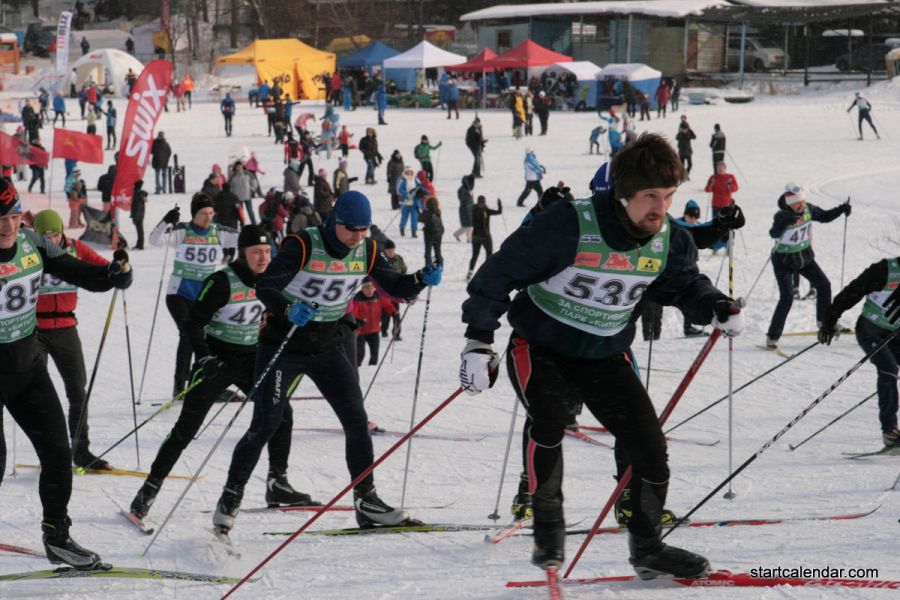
[446,77,460,120]
[397,165,419,238]
[101,101,117,149]
[52,92,66,126]
[375,83,387,125]
[259,80,270,105]
[220,93,236,137]
[515,148,545,207]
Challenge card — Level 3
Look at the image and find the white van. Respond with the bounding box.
[725,37,785,71]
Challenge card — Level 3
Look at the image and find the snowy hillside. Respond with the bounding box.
[2,78,900,599]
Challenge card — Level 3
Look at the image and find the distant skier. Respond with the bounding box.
[709,123,726,172]
[847,92,879,140]
[765,183,850,350]
[220,93,235,137]
[819,257,900,449]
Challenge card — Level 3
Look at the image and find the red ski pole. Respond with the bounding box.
[564,330,720,579]
[222,386,465,599]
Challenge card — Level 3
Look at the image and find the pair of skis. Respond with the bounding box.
[511,568,900,591]
[0,562,255,584]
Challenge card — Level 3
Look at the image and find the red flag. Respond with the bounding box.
[0,132,49,168]
[52,128,104,164]
[112,59,173,212]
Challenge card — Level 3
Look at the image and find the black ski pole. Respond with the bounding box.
[665,341,818,434]
[663,331,899,540]
[789,391,876,451]
[121,291,141,467]
[362,303,412,402]
[72,289,118,454]
[400,286,433,510]
[137,227,173,405]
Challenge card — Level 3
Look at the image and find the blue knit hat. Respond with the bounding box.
[334,191,371,227]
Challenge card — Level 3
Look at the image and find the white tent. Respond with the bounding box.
[542,60,602,80]
[595,62,662,81]
[383,41,466,69]
[64,49,145,98]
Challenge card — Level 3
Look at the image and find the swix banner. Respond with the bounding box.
[111,60,172,211]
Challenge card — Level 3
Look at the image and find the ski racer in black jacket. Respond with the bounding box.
[459,133,743,579]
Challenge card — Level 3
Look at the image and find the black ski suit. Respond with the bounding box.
[0,229,131,522]
[462,191,727,540]
[142,260,293,490]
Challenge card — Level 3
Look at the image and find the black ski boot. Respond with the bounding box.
[353,486,409,527]
[531,519,566,569]
[72,445,112,471]
[42,517,101,569]
[683,326,708,337]
[629,531,710,580]
[130,479,161,519]
[213,484,244,533]
[883,427,900,448]
[265,470,321,507]
[510,472,533,521]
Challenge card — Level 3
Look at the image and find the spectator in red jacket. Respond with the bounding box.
[33,209,112,471]
[351,279,397,366]
[704,162,739,210]
[655,80,671,118]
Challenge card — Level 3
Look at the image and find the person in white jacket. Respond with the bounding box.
[516,148,546,207]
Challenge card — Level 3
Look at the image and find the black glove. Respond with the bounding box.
[198,355,226,378]
[716,204,746,230]
[497,198,502,208]
[817,321,839,345]
[107,250,132,289]
[842,201,852,217]
[884,286,900,325]
[163,206,180,226]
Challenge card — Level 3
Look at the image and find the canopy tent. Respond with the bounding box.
[338,40,416,91]
[217,39,335,100]
[484,39,572,70]
[326,35,372,54]
[596,63,662,109]
[64,49,144,98]
[444,48,499,73]
[543,60,603,108]
[383,41,466,69]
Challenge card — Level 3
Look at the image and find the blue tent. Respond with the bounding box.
[338,41,416,92]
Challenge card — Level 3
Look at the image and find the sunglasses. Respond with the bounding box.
[343,224,369,233]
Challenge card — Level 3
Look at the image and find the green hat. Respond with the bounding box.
[33,209,64,236]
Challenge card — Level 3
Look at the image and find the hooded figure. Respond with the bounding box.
[454,174,475,242]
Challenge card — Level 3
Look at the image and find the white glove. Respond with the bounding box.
[459,340,500,395]
[712,300,745,338]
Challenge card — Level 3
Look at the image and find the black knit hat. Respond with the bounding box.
[190,192,215,217]
[238,225,270,248]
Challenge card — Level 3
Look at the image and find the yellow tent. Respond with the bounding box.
[217,39,335,100]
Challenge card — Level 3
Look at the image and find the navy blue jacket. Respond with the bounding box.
[462,191,727,358]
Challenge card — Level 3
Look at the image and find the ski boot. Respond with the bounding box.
[368,422,386,434]
[802,288,817,300]
[265,470,321,508]
[130,479,161,519]
[511,473,533,521]
[614,488,679,527]
[765,336,778,350]
[883,427,900,448]
[72,445,112,471]
[42,517,102,569]
[531,518,566,569]
[629,530,710,580]
[353,486,410,527]
[213,484,244,533]
[683,326,708,337]
[792,288,801,300]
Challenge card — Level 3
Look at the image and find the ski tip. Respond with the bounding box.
[75,467,86,476]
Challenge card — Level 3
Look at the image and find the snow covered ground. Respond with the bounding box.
[3,77,900,598]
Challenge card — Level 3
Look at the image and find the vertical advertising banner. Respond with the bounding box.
[55,11,73,76]
[111,60,173,212]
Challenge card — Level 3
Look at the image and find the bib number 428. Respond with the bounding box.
[563,274,647,307]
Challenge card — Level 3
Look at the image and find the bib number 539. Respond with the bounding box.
[563,274,647,307]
